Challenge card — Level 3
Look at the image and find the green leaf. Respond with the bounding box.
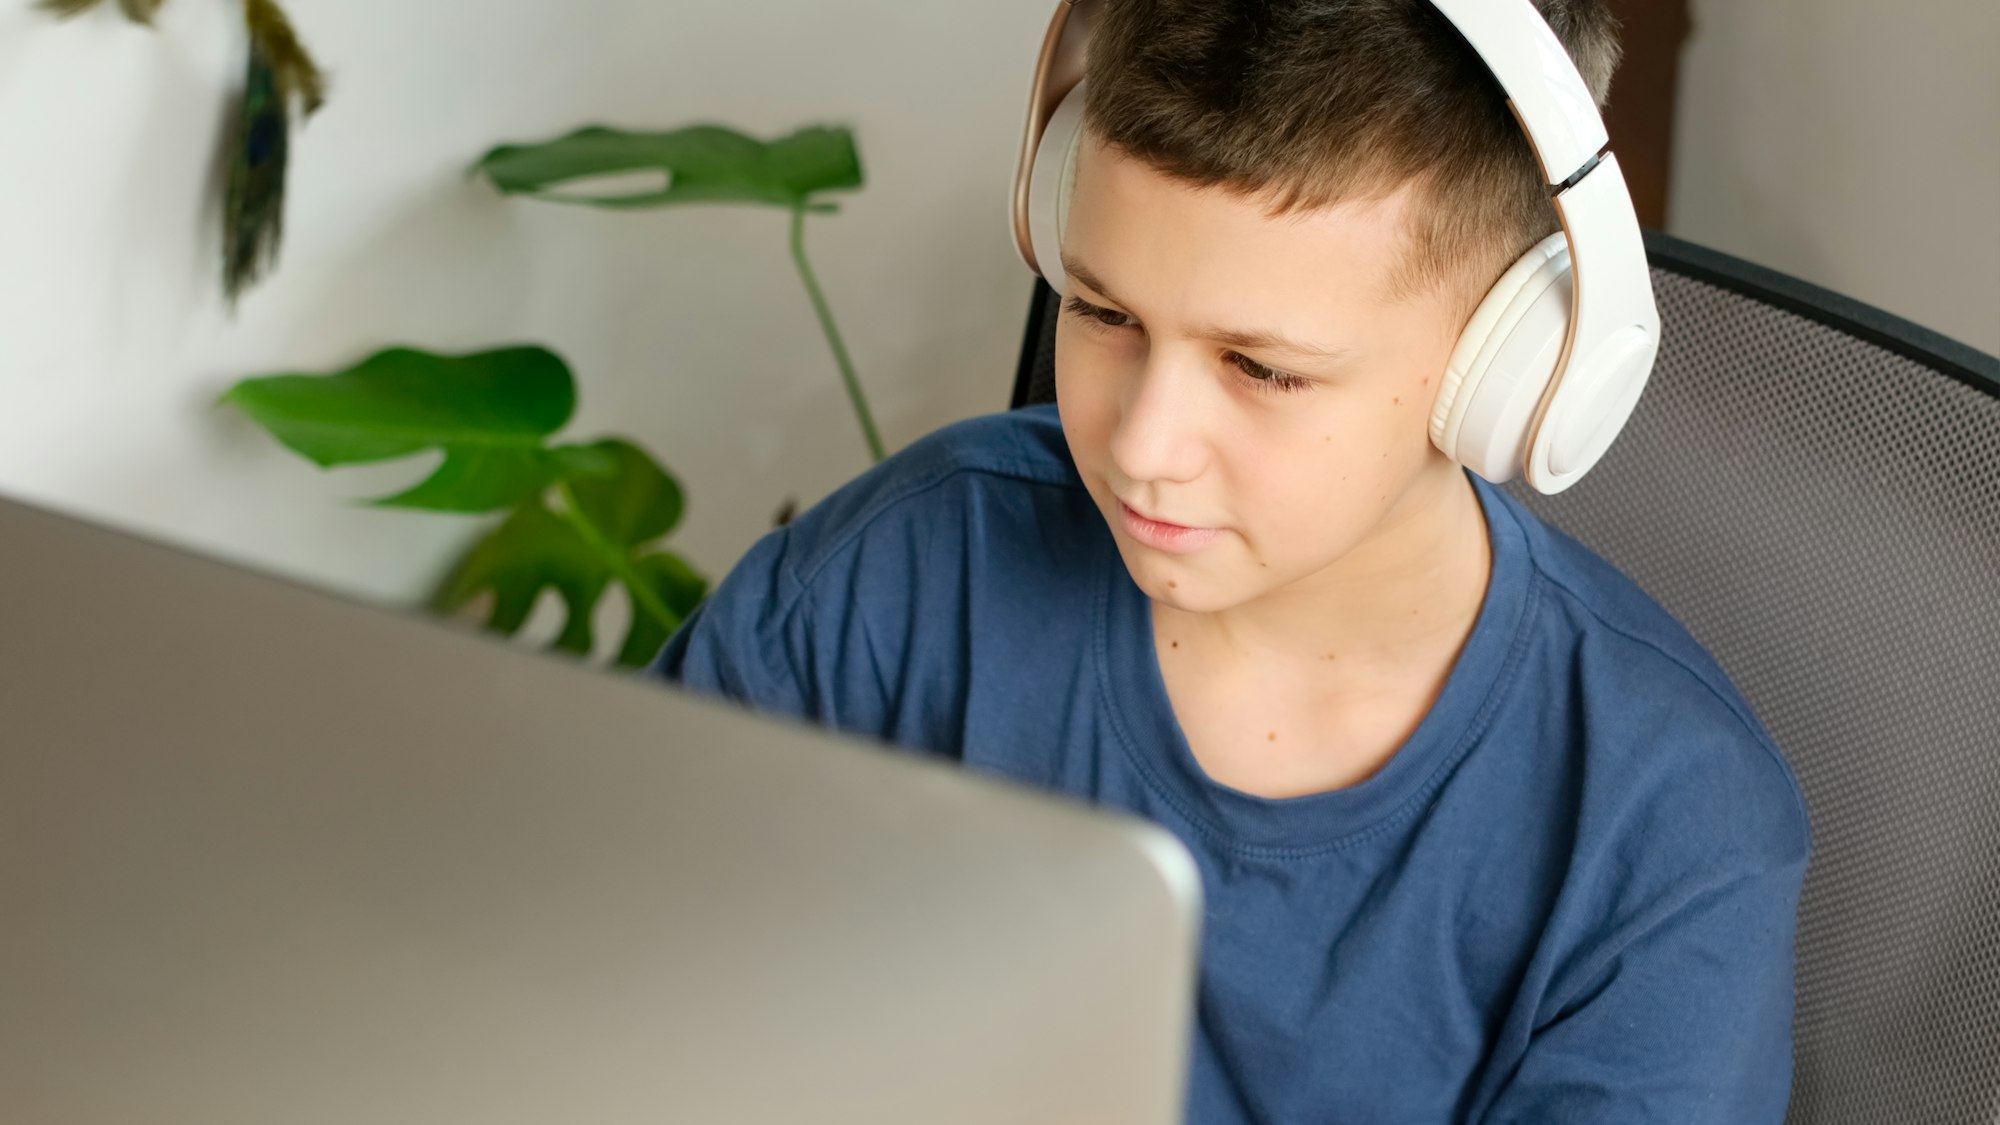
[432,445,706,666]
[474,124,863,210]
[229,341,703,660]
[224,345,589,513]
[433,500,610,654]
[564,438,685,546]
[370,444,615,513]
[615,552,709,668]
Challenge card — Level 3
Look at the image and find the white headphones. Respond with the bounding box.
[1010,0,1660,495]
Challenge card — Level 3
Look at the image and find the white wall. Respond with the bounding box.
[1669,0,2000,356]
[0,0,1049,646]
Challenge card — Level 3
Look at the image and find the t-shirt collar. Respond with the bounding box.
[1093,469,1538,854]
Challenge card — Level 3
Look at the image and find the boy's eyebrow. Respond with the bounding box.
[1059,251,1356,363]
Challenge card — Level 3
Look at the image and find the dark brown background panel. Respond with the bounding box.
[1602,0,1692,229]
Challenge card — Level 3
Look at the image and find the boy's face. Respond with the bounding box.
[1055,133,1476,615]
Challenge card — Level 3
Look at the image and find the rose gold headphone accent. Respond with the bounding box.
[1012,0,1097,277]
[1502,96,1603,492]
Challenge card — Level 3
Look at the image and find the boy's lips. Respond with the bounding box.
[1117,500,1222,554]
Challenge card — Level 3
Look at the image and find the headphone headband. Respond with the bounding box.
[1010,0,1093,281]
[1427,0,1608,184]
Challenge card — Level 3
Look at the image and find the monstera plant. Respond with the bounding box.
[475,122,883,462]
[225,120,878,669]
[224,344,706,668]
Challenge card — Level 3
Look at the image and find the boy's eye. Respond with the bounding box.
[1224,354,1320,398]
[1227,352,1314,394]
[1063,295,1313,395]
[1062,295,1135,330]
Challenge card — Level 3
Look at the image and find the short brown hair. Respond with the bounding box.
[1081,0,1623,312]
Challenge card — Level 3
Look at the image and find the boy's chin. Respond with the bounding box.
[1117,549,1266,615]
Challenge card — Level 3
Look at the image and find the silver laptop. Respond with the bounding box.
[0,492,1202,1125]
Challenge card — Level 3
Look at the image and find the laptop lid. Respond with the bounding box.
[0,493,1202,1125]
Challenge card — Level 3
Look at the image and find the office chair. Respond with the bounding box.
[1010,230,2000,1125]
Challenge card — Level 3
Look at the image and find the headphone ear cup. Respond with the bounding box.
[1431,233,1574,483]
[1026,81,1089,298]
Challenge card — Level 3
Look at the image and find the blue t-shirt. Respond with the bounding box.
[651,403,1812,1123]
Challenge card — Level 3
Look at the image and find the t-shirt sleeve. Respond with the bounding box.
[1483,857,1808,1122]
[1480,804,1811,1123]
[648,527,815,722]
[644,406,1073,755]
[645,518,913,742]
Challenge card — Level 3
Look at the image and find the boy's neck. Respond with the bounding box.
[1156,463,1495,683]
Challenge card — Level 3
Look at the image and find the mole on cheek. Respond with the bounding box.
[1171,640,1180,649]
[1167,580,1178,589]
[1267,731,1278,742]
[1393,396,1402,405]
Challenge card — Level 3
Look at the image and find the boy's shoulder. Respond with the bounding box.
[1487,478,1748,717]
[772,404,1087,587]
[1486,482,1813,866]
[651,405,1093,717]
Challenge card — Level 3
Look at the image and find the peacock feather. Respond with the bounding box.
[222,46,288,303]
[37,0,329,304]
[222,0,326,304]
[243,0,326,115]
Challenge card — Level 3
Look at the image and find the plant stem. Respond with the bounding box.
[557,481,680,634]
[789,203,885,463]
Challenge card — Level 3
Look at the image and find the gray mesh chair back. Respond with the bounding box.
[1010,231,2000,1124]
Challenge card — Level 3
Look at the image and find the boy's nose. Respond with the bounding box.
[1107,355,1211,487]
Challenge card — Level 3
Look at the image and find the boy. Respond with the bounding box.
[654,0,1812,1120]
